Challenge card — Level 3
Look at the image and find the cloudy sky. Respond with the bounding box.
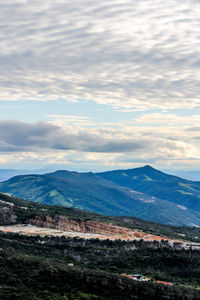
[0,0,200,172]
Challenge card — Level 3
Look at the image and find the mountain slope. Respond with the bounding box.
[1,168,200,226]
[1,191,200,242]
[2,194,200,300]
[98,165,200,211]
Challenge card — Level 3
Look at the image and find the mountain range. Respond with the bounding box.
[0,165,200,226]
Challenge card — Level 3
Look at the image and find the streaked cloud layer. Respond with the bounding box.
[0,1,200,171]
[1,0,200,109]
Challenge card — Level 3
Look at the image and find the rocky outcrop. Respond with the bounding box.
[29,215,171,241]
[30,215,132,235]
[0,205,17,224]
[0,195,17,224]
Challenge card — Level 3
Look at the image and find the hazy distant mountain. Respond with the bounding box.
[0,168,55,182]
[0,169,31,182]
[0,166,200,226]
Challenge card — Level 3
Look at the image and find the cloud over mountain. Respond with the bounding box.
[1,117,199,171]
[0,120,147,153]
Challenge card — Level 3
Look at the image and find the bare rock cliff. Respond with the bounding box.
[29,215,165,240]
[29,215,134,235]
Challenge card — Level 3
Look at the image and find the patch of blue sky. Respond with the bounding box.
[0,98,145,124]
[165,108,200,116]
[1,98,199,130]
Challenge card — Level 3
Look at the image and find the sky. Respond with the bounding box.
[0,0,200,172]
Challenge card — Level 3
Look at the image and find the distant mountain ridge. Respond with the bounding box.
[98,165,200,211]
[0,165,200,226]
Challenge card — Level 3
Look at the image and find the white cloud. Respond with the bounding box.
[1,117,200,170]
[47,114,95,127]
[134,113,200,127]
[0,0,200,110]
[0,120,148,153]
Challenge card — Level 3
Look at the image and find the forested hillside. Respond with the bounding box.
[1,165,200,226]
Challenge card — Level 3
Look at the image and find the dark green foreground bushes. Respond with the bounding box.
[1,232,200,300]
[1,250,200,300]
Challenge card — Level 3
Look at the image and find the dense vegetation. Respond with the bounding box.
[1,165,200,226]
[1,232,200,300]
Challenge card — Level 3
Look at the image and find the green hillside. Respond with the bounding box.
[2,191,200,242]
[99,165,200,211]
[0,166,200,226]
